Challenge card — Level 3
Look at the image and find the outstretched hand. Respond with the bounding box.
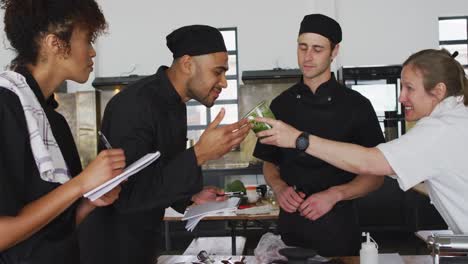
[192,186,226,205]
[194,108,250,165]
[254,117,301,149]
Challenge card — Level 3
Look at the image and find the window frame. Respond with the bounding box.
[439,16,468,69]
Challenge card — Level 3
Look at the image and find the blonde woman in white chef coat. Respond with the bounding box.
[255,49,468,234]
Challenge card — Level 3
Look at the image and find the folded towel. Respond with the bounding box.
[0,71,70,184]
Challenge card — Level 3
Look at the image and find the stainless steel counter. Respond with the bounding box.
[202,151,259,171]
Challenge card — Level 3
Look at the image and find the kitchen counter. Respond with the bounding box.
[201,151,259,171]
[157,254,433,264]
[201,151,263,183]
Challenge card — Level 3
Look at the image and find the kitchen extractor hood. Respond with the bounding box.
[242,68,302,83]
[92,75,147,90]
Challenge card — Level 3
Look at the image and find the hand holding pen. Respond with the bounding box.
[192,186,227,204]
[216,191,245,197]
[79,133,125,196]
[97,131,128,180]
[84,131,127,202]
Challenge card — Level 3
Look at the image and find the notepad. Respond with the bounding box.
[183,197,240,231]
[84,151,161,201]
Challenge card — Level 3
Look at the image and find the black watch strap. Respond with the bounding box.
[295,132,310,151]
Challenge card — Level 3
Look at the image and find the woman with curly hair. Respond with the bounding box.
[0,0,126,263]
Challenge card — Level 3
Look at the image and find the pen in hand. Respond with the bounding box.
[98,131,130,185]
[98,131,113,149]
[216,191,244,197]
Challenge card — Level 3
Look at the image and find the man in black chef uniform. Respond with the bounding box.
[253,14,385,256]
[79,25,250,264]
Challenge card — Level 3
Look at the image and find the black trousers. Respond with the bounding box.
[79,207,163,264]
[278,202,361,257]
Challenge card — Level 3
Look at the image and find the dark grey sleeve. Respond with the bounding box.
[100,97,202,214]
[0,91,28,216]
[352,98,386,147]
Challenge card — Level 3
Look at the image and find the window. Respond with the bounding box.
[338,65,405,137]
[439,16,468,73]
[187,28,240,142]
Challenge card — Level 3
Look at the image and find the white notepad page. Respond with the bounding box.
[183,197,240,231]
[84,151,161,201]
[182,197,240,220]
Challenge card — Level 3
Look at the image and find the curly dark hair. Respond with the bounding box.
[1,0,107,68]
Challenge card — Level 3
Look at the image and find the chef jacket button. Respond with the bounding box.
[327,96,332,102]
[297,94,301,99]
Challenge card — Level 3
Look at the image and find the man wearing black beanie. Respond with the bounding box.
[79,25,250,264]
[253,14,385,256]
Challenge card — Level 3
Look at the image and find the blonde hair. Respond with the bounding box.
[403,49,468,105]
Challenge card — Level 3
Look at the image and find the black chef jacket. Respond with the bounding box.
[0,68,82,264]
[79,66,203,264]
[253,75,384,257]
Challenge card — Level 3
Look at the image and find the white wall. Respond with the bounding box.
[0,9,13,71]
[336,0,468,67]
[1,0,467,91]
[93,0,321,78]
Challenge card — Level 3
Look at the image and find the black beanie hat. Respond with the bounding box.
[299,14,342,44]
[166,25,227,59]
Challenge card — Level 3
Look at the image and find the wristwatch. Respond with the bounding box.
[295,132,310,151]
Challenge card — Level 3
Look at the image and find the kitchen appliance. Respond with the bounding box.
[426,234,468,264]
[337,65,405,139]
[92,75,146,123]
